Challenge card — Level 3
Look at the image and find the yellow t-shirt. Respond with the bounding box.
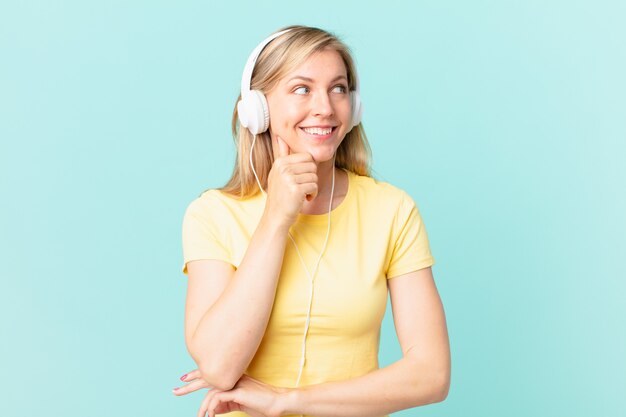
[181,169,435,416]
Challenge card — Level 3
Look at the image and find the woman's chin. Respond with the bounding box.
[306,148,338,163]
[299,141,341,162]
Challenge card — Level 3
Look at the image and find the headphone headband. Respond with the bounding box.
[240,29,292,98]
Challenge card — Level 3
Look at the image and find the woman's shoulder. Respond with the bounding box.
[184,188,263,222]
[186,188,226,211]
[349,171,413,205]
[188,187,255,206]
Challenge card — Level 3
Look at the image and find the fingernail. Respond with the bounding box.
[180,373,188,381]
[173,387,179,391]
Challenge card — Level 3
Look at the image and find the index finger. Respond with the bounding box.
[172,377,211,396]
[181,369,202,382]
[276,135,291,157]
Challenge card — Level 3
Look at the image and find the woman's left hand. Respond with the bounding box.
[199,374,289,417]
[172,369,211,396]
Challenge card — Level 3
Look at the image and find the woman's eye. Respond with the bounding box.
[294,86,309,95]
[333,85,348,93]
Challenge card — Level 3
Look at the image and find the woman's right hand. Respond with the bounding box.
[264,135,318,226]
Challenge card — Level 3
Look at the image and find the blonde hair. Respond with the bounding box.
[220,25,372,198]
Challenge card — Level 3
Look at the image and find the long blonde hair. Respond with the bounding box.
[220,25,372,198]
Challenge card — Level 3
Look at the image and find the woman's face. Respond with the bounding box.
[265,47,352,163]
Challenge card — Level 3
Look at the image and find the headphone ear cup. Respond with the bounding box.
[254,90,270,133]
[237,97,251,131]
[350,91,362,128]
[238,90,269,135]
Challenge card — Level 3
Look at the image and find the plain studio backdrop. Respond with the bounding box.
[1,1,624,416]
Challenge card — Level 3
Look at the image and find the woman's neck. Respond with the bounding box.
[314,159,337,197]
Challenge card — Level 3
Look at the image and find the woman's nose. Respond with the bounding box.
[311,92,334,117]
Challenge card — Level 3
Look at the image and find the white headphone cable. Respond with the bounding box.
[250,133,335,389]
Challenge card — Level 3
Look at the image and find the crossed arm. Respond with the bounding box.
[177,265,450,416]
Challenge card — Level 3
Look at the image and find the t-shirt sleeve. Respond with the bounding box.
[181,197,232,275]
[386,192,436,279]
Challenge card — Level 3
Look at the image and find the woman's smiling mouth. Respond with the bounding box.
[299,126,337,139]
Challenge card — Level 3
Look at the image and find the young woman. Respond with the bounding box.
[174,25,450,417]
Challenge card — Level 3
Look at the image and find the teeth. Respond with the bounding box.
[302,127,332,135]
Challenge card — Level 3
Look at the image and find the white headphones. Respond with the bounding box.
[237,28,363,135]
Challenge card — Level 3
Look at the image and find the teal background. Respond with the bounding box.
[1,1,624,416]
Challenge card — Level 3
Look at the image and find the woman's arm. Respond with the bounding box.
[186,214,291,391]
[282,267,450,416]
[203,267,450,416]
[186,140,319,391]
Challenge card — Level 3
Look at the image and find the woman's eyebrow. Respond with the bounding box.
[287,75,348,83]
